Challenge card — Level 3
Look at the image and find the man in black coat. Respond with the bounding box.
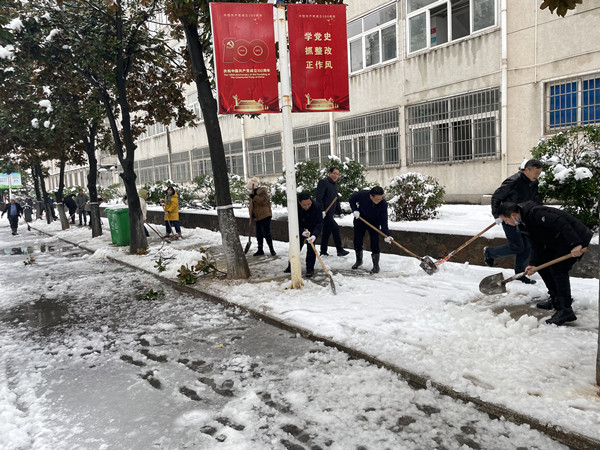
[284,192,323,278]
[1,198,23,235]
[486,159,543,284]
[316,167,349,257]
[498,201,593,326]
[62,195,77,224]
[349,186,393,274]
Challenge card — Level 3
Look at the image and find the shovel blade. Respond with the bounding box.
[329,276,337,295]
[244,239,251,254]
[419,256,438,275]
[479,272,507,295]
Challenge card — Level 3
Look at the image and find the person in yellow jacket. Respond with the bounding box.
[160,186,181,239]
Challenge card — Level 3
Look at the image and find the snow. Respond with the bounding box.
[0,204,598,448]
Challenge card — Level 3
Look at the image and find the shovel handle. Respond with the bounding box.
[438,222,496,264]
[357,216,420,259]
[529,247,588,274]
[324,197,338,215]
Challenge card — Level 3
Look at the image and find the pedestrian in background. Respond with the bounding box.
[161,186,181,239]
[75,188,89,226]
[247,177,276,256]
[138,188,150,237]
[1,198,23,235]
[23,195,34,231]
[498,201,593,325]
[349,186,393,274]
[485,159,543,284]
[316,167,349,257]
[284,192,323,278]
[63,194,77,224]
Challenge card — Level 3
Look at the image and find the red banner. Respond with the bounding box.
[288,4,349,113]
[210,3,279,114]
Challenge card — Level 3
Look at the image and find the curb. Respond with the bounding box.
[47,229,600,449]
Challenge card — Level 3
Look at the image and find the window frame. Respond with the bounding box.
[545,74,600,133]
[347,2,398,74]
[406,0,497,55]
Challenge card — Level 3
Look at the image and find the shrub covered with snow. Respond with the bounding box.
[531,125,600,230]
[386,172,445,221]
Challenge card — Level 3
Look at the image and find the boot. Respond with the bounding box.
[283,262,291,273]
[370,253,380,274]
[351,250,363,269]
[536,294,557,310]
[545,297,577,325]
[266,238,276,256]
[177,232,183,240]
[253,246,265,256]
[337,248,349,257]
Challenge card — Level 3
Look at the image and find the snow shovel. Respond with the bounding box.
[305,232,336,295]
[437,221,496,266]
[243,216,253,254]
[479,248,588,295]
[357,216,437,275]
[147,223,170,243]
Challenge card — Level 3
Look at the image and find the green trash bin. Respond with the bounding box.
[106,207,130,246]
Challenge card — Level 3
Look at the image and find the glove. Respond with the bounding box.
[353,211,360,219]
[308,235,316,243]
[322,211,326,218]
[384,236,393,244]
[302,230,311,238]
[495,217,503,225]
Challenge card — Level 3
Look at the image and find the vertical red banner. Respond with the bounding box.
[210,3,279,114]
[287,4,349,113]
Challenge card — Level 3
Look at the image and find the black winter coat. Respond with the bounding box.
[491,171,541,218]
[517,201,593,266]
[349,190,389,235]
[316,177,342,217]
[298,199,323,238]
[63,195,77,213]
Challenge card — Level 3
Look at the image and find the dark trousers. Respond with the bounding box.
[165,220,181,234]
[486,223,531,273]
[320,214,343,253]
[536,248,578,306]
[353,219,381,254]
[255,216,272,247]
[78,210,87,224]
[299,236,316,272]
[8,215,18,232]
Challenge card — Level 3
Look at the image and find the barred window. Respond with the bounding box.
[191,147,212,178]
[406,88,499,164]
[247,133,283,176]
[293,123,331,163]
[545,74,600,132]
[224,141,245,176]
[336,109,400,167]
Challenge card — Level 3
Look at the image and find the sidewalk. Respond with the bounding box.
[33,213,600,449]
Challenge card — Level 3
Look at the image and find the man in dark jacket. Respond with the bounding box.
[1,198,23,235]
[284,192,323,277]
[498,201,593,326]
[349,186,392,274]
[316,167,349,257]
[63,195,78,224]
[485,159,543,284]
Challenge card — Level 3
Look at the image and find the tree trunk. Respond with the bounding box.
[57,203,70,230]
[596,190,599,387]
[83,126,102,237]
[180,18,249,279]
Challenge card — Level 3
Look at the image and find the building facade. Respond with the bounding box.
[48,0,600,203]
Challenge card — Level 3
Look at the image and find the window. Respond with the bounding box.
[191,147,212,178]
[407,0,496,54]
[246,133,283,176]
[546,74,600,132]
[348,3,397,74]
[406,88,499,164]
[224,141,244,176]
[187,93,202,120]
[293,123,331,164]
[171,151,190,182]
[336,109,400,167]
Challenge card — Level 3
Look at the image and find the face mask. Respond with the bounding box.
[514,219,521,225]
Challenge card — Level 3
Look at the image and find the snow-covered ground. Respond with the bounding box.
[1,204,599,448]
